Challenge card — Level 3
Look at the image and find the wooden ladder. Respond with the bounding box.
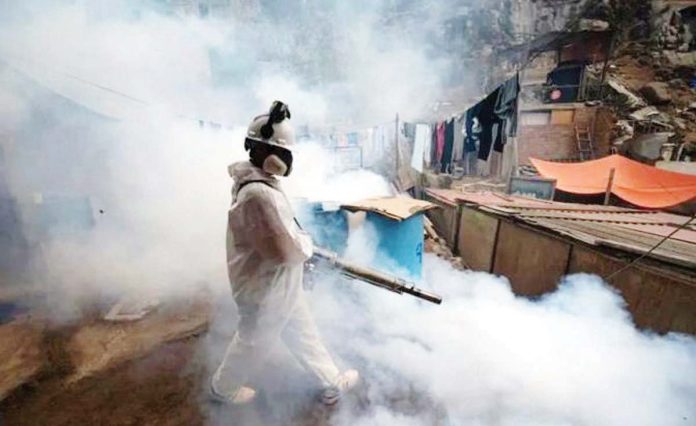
[575,124,595,161]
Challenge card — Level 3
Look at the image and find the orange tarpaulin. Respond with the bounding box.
[530,155,696,208]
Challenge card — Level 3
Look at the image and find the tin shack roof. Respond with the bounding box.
[425,189,696,269]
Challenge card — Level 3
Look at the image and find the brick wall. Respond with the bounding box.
[593,107,616,157]
[517,105,615,165]
[517,124,578,165]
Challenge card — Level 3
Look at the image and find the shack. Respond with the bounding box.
[425,188,696,335]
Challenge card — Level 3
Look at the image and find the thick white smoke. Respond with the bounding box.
[311,255,696,426]
[0,0,451,320]
[2,2,695,426]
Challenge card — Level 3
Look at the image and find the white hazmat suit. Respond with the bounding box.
[212,161,341,399]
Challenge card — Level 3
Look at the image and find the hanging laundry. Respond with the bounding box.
[333,133,348,147]
[440,119,455,174]
[362,128,375,168]
[358,129,370,147]
[436,121,446,165]
[430,123,438,168]
[466,73,520,161]
[464,106,480,153]
[476,88,500,161]
[403,122,417,140]
[346,132,359,146]
[411,124,430,173]
[423,124,432,168]
[492,72,520,154]
[452,116,465,163]
[364,125,385,169]
[464,117,481,175]
[493,120,506,153]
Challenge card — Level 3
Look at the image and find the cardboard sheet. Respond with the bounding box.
[342,196,436,221]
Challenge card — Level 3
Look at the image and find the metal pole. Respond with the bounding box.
[604,167,615,205]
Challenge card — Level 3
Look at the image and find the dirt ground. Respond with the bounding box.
[0,294,446,426]
[1,338,204,426]
[0,334,383,426]
[0,300,372,426]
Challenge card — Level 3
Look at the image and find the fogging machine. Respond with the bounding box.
[311,247,442,305]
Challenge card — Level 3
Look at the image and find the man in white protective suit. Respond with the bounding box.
[211,101,359,405]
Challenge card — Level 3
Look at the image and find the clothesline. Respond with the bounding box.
[325,73,521,177]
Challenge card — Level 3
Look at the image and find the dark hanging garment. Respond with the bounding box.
[476,88,500,161]
[493,119,506,153]
[464,105,480,153]
[430,124,438,169]
[440,119,455,173]
[495,72,520,137]
[404,122,416,139]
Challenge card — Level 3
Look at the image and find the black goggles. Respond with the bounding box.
[246,138,294,176]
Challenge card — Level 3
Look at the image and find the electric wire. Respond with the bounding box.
[602,173,696,281]
[603,213,695,281]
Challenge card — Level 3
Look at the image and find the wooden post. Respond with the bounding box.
[395,113,400,184]
[598,31,616,100]
[513,69,523,177]
[604,167,615,205]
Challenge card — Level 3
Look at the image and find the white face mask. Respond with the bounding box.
[262,154,289,176]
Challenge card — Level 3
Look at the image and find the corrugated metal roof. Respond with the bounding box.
[424,189,696,268]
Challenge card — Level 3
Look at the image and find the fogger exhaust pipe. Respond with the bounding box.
[312,247,443,305]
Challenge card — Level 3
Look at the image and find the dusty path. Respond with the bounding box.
[1,338,204,426]
[0,335,357,426]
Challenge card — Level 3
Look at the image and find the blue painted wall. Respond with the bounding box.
[294,200,349,255]
[366,212,424,279]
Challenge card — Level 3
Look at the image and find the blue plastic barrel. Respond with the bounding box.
[365,212,424,279]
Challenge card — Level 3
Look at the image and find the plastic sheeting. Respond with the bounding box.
[531,155,696,208]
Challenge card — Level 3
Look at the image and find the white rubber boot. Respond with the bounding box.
[321,369,360,405]
[210,382,257,405]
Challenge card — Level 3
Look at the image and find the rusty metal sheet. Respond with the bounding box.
[432,189,696,268]
[616,223,696,244]
[568,245,696,334]
[513,210,691,226]
[493,221,572,296]
[528,218,696,268]
[457,208,499,272]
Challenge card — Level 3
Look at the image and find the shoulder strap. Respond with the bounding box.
[237,179,275,193]
[234,179,276,203]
